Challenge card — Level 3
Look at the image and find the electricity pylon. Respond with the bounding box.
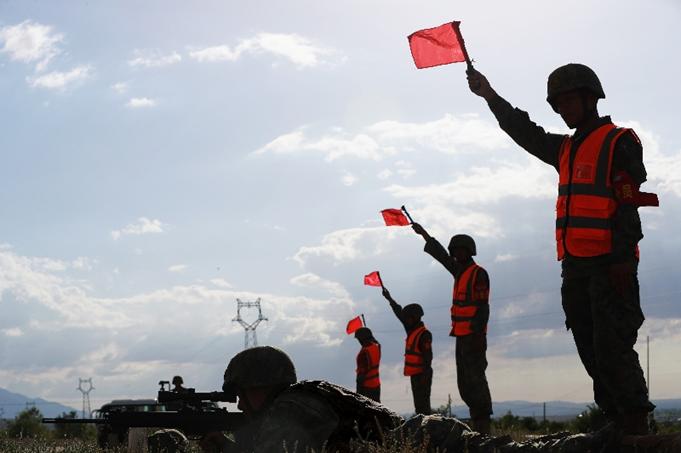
[233,298,267,349]
[77,378,94,418]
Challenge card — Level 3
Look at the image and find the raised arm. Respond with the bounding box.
[467,68,565,170]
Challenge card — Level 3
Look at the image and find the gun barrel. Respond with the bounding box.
[42,418,104,424]
[158,390,234,403]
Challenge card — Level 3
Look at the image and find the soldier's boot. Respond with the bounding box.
[620,412,649,435]
[471,416,491,435]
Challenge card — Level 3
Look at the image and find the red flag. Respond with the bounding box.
[363,271,383,287]
[408,21,469,69]
[346,316,364,334]
[381,209,410,226]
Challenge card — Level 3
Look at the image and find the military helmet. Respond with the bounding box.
[171,375,183,385]
[223,346,297,398]
[354,327,373,340]
[403,303,424,318]
[448,234,477,256]
[547,63,605,106]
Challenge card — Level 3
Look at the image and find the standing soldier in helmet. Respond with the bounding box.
[354,327,382,402]
[466,64,657,434]
[411,226,493,434]
[200,345,401,453]
[381,288,433,415]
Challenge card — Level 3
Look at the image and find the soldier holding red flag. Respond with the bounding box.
[466,64,657,434]
[354,327,381,402]
[411,224,493,433]
[381,287,433,415]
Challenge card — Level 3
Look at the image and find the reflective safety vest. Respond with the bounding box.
[404,325,428,376]
[356,342,381,388]
[451,263,486,337]
[556,123,629,260]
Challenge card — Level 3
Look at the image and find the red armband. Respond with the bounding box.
[613,171,659,207]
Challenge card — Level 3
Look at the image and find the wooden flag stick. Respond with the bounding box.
[361,314,366,327]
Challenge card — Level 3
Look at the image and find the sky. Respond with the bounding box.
[1,0,680,416]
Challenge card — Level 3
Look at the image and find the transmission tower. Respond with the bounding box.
[77,378,94,418]
[232,298,267,349]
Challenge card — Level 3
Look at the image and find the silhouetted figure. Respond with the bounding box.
[198,346,401,453]
[172,376,190,393]
[466,64,656,434]
[354,327,381,402]
[412,225,493,434]
[381,288,432,415]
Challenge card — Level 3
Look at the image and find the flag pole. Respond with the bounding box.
[377,271,386,290]
[451,21,474,71]
[400,205,415,224]
[361,314,366,327]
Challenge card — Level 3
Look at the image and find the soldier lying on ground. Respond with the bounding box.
[198,346,402,453]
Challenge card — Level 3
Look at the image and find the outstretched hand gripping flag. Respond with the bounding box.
[346,315,364,334]
[408,21,472,70]
[363,271,383,288]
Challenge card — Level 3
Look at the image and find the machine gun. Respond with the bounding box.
[43,381,245,447]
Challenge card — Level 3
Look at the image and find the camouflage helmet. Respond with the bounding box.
[403,303,424,319]
[547,63,605,106]
[448,234,477,256]
[354,327,373,340]
[223,346,297,398]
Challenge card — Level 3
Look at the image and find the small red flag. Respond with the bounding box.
[408,21,469,69]
[381,209,410,226]
[346,316,364,334]
[364,271,383,287]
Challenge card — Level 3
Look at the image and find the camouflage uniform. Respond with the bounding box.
[484,95,654,419]
[216,347,402,453]
[226,381,401,453]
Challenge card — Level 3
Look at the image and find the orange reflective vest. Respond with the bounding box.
[356,342,381,388]
[404,325,428,376]
[451,263,486,337]
[556,123,629,260]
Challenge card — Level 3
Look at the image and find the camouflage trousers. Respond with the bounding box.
[410,368,432,415]
[561,270,654,416]
[357,385,381,403]
[455,333,493,419]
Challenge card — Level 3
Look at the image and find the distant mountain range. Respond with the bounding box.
[1,385,679,422]
[0,387,78,419]
[437,398,681,420]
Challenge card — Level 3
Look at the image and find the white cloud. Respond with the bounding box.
[621,121,681,198]
[111,82,128,94]
[377,169,393,180]
[111,217,164,240]
[0,20,63,71]
[210,278,232,288]
[3,327,24,337]
[254,128,385,161]
[128,50,182,68]
[71,257,96,271]
[494,253,518,263]
[168,264,187,273]
[290,273,351,299]
[28,65,91,90]
[254,114,510,162]
[395,160,416,179]
[341,172,357,186]
[293,226,405,267]
[189,33,336,69]
[126,97,156,108]
[383,160,555,207]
